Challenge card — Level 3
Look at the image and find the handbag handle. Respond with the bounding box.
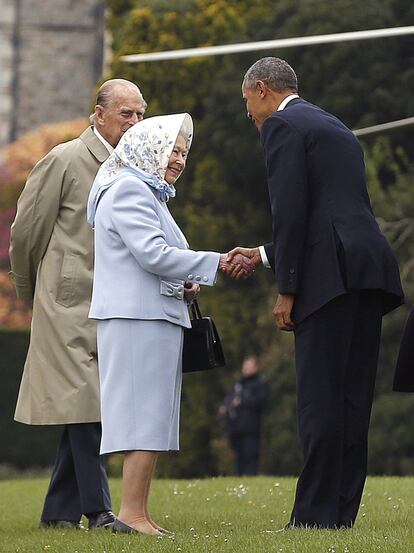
[190,299,203,320]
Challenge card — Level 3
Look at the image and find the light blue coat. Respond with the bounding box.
[89,175,220,328]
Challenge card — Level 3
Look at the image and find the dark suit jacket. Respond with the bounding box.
[261,98,403,324]
[223,373,269,435]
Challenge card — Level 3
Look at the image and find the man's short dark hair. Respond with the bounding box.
[243,57,298,93]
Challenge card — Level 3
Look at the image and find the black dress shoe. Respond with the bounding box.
[39,520,85,530]
[338,521,354,529]
[264,521,308,533]
[112,518,138,534]
[88,510,116,530]
[287,521,339,530]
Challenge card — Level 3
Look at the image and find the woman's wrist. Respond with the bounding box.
[219,254,228,271]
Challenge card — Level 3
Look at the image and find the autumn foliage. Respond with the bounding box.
[0,118,88,211]
[0,118,88,328]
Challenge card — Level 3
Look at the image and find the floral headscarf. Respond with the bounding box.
[87,113,193,225]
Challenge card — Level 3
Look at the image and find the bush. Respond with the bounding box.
[0,270,31,329]
[0,330,61,469]
[0,119,88,210]
[0,119,89,328]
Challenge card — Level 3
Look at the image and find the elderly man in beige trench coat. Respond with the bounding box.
[9,79,147,530]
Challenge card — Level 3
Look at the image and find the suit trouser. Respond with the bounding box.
[41,423,111,522]
[290,290,382,528]
[229,433,261,476]
[393,305,414,391]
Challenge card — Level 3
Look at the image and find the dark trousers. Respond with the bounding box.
[229,433,260,476]
[291,291,382,528]
[41,423,111,522]
[393,305,414,392]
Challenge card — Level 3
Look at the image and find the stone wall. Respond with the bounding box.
[0,0,105,148]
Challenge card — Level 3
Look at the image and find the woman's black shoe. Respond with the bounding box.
[112,518,138,534]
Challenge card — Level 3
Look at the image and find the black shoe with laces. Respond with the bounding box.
[87,510,116,530]
[39,520,85,530]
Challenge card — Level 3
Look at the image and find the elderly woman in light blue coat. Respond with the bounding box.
[87,113,242,536]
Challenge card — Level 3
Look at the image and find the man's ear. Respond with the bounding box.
[95,105,105,124]
[256,80,267,98]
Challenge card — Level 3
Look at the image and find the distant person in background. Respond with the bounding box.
[219,356,268,476]
[9,79,146,530]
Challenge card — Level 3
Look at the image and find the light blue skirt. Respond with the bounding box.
[97,318,183,454]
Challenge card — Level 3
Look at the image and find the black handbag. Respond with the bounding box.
[182,300,226,373]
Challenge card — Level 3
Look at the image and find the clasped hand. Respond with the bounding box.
[219,246,262,280]
[220,246,295,332]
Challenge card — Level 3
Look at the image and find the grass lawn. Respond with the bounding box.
[0,476,412,552]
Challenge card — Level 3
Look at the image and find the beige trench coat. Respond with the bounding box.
[9,127,109,424]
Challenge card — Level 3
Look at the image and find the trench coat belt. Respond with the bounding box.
[160,280,185,300]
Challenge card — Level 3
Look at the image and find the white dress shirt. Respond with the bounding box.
[93,127,114,154]
[259,94,300,268]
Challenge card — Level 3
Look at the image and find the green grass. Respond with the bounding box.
[1,476,413,552]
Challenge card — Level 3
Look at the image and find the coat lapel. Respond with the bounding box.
[160,202,189,248]
[79,126,110,163]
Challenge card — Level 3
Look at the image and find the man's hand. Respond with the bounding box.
[273,293,295,331]
[231,397,241,407]
[184,281,200,302]
[219,253,255,280]
[227,246,262,270]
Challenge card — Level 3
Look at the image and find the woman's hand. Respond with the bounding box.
[219,252,255,279]
[184,281,200,302]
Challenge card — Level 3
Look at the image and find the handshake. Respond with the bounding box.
[219,247,261,280]
[185,246,261,301]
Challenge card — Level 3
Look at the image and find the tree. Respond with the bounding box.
[0,118,88,212]
[0,119,88,326]
[107,0,414,475]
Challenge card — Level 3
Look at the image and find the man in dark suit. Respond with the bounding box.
[218,355,268,475]
[229,57,403,528]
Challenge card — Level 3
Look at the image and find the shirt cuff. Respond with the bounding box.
[259,246,271,269]
[214,253,222,284]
